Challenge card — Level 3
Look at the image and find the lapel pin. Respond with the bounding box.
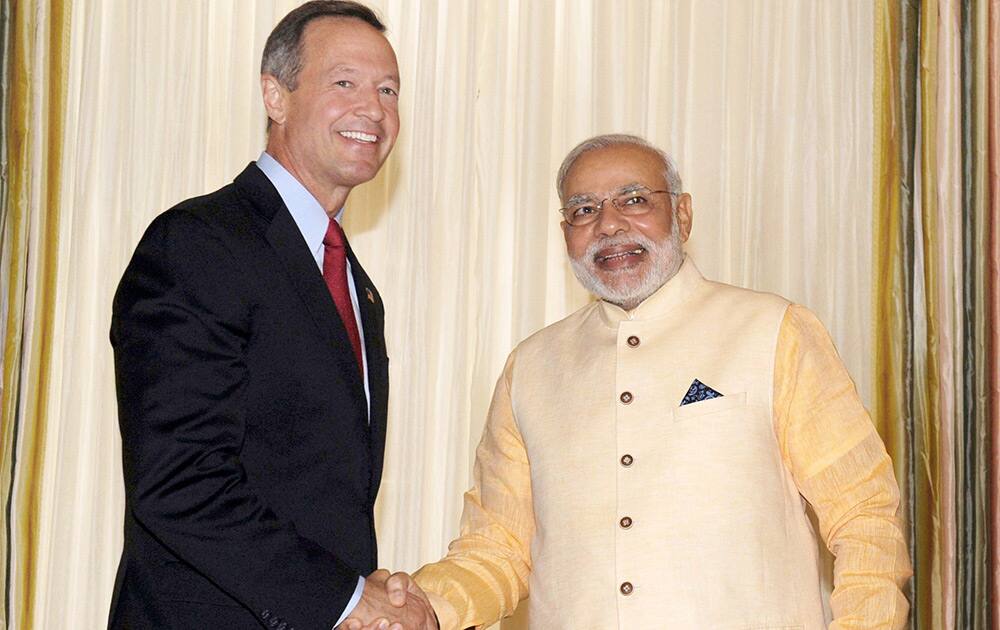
[365,288,375,303]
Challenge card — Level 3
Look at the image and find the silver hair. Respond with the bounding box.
[261,1,386,91]
[556,134,683,200]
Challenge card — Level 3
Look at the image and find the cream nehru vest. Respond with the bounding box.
[508,257,830,629]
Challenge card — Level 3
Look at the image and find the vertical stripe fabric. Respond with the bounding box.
[873,0,919,615]
[875,1,1000,628]
[0,1,69,628]
[988,0,1000,622]
[959,2,991,628]
[0,0,12,624]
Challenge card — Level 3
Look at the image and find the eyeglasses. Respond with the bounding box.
[558,186,677,226]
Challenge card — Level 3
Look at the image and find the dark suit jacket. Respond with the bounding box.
[109,164,389,630]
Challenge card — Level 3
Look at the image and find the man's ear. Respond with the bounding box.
[260,75,287,126]
[674,193,694,242]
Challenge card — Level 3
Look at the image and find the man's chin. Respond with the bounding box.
[581,268,652,306]
[333,164,382,188]
[593,269,649,293]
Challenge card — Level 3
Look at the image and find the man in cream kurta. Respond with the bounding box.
[408,135,910,629]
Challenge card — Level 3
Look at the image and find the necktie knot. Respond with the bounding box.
[324,218,346,249]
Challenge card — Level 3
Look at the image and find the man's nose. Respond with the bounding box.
[594,200,629,236]
[355,86,385,122]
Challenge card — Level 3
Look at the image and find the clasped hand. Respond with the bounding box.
[337,569,438,630]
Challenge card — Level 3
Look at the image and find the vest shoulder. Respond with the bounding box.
[699,278,791,312]
[512,300,602,356]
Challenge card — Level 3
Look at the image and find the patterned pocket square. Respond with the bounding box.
[680,379,723,406]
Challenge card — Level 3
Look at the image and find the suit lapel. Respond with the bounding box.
[235,165,367,415]
[346,244,389,498]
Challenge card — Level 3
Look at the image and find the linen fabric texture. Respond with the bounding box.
[414,258,910,629]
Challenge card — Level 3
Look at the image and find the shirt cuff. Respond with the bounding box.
[333,576,366,628]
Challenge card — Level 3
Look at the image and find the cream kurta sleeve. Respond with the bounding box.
[414,355,533,630]
[773,305,911,629]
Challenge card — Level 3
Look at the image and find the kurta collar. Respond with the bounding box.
[598,256,704,326]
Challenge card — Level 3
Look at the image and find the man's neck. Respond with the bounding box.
[264,144,351,217]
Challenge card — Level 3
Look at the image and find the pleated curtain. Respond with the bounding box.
[3,1,999,629]
[1,0,70,628]
[874,0,1000,627]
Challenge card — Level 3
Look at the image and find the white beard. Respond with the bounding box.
[569,215,684,311]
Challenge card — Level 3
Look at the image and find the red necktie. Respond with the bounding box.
[323,219,364,373]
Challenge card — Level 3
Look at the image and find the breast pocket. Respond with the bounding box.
[671,391,748,421]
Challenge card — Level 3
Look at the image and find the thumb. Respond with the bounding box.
[385,572,412,607]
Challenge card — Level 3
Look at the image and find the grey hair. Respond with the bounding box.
[556,134,683,200]
[261,0,386,92]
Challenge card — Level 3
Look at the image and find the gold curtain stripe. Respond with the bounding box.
[0,0,26,618]
[917,0,946,626]
[873,0,909,482]
[0,0,33,624]
[872,1,915,614]
[2,1,69,628]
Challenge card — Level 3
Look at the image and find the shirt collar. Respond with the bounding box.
[598,255,705,326]
[256,152,344,255]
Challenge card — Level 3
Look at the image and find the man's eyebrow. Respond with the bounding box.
[564,193,598,206]
[330,64,359,75]
[615,182,647,194]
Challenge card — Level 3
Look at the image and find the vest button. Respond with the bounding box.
[620,581,634,595]
[626,335,640,347]
[619,391,633,404]
[620,454,633,466]
[619,516,633,529]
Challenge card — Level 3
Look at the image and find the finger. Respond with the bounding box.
[369,568,391,582]
[385,572,410,607]
[341,620,362,630]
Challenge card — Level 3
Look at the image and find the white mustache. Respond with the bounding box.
[584,233,658,260]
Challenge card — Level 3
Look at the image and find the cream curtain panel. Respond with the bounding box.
[4,1,874,627]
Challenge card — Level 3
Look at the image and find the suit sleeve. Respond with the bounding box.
[773,304,911,629]
[112,209,358,630]
[413,353,533,630]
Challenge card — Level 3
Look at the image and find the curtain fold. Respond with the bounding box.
[875,1,999,628]
[873,0,919,614]
[959,2,991,627]
[4,1,879,628]
[988,0,1000,621]
[0,1,70,629]
[0,0,11,621]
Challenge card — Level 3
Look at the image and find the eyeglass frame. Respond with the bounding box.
[557,186,681,227]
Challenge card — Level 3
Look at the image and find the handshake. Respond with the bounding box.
[338,569,439,630]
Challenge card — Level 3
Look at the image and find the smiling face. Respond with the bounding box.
[560,144,693,310]
[262,16,400,212]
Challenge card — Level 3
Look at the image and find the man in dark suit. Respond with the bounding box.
[109,2,434,628]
